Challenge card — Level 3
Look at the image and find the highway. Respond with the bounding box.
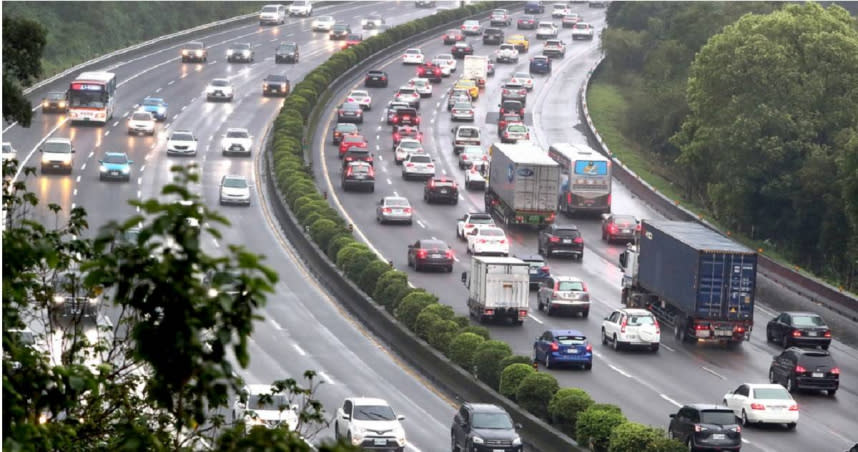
[310,4,858,452]
[4,3,463,449]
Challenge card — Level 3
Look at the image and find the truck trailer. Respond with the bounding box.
[462,256,530,325]
[485,143,560,227]
[619,220,757,346]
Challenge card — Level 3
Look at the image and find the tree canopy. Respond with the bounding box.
[2,15,47,126]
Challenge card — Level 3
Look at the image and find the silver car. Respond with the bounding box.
[376,196,413,224]
[458,145,487,169]
[219,175,251,206]
[450,101,475,122]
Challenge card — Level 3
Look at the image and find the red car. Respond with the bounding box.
[600,214,640,243]
[442,29,465,45]
[339,133,368,157]
[392,126,423,150]
[342,34,363,50]
[416,63,443,82]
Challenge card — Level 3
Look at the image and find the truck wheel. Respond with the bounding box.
[581,310,589,318]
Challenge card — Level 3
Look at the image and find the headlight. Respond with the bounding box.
[42,156,51,164]
[42,101,49,107]
[182,50,189,55]
[157,106,165,113]
[100,165,107,172]
[88,297,99,305]
[472,436,485,444]
[242,50,250,56]
[227,49,235,56]
[263,83,268,89]
[512,436,522,446]
[59,101,66,107]
[121,167,130,174]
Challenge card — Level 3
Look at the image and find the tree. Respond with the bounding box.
[515,373,559,419]
[2,15,47,126]
[498,364,535,400]
[472,340,512,390]
[575,405,626,452]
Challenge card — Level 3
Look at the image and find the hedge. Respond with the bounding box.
[327,236,357,261]
[458,325,490,340]
[426,319,460,354]
[309,219,340,248]
[394,291,438,330]
[548,388,593,437]
[413,311,442,340]
[499,364,536,400]
[473,340,513,390]
[515,373,559,419]
[500,355,533,371]
[608,422,670,452]
[419,303,455,321]
[447,332,486,370]
[357,260,392,295]
[575,406,626,452]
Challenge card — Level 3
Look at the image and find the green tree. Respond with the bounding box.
[446,332,485,371]
[575,405,626,452]
[498,364,536,400]
[2,15,47,126]
[608,422,665,452]
[515,373,559,419]
[548,388,593,436]
[472,340,513,390]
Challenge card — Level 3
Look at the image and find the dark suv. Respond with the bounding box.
[275,42,299,63]
[424,177,458,204]
[482,28,505,45]
[668,404,742,452]
[538,224,584,259]
[180,41,207,62]
[364,70,389,87]
[262,74,290,97]
[330,22,351,40]
[342,162,375,192]
[391,107,420,127]
[769,347,839,395]
[451,403,523,452]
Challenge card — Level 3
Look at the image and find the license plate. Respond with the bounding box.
[812,372,823,378]
[393,209,402,214]
[715,330,732,336]
[808,332,818,337]
[371,77,379,80]
[622,229,631,233]
[563,239,571,244]
[431,254,442,258]
[530,269,537,274]
[566,349,578,354]
[712,434,725,440]
[231,145,240,150]
[493,450,505,452]
[111,171,119,176]
[53,164,61,168]
[354,175,365,179]
[373,439,387,446]
[440,189,449,193]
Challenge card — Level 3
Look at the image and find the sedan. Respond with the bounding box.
[534,329,593,370]
[364,70,389,88]
[341,34,363,50]
[98,152,133,181]
[339,133,368,157]
[376,196,413,224]
[41,91,68,113]
[394,139,425,165]
[450,101,475,122]
[332,123,359,144]
[392,126,423,150]
[127,111,156,136]
[466,226,509,256]
[562,13,582,27]
[166,130,198,156]
[206,78,234,102]
[140,97,167,121]
[402,48,425,64]
[517,15,537,30]
[722,383,798,429]
[510,72,534,90]
[311,15,336,31]
[458,145,487,169]
[432,54,457,75]
[601,214,640,243]
[442,29,465,45]
[408,78,433,97]
[337,102,364,123]
[766,312,831,349]
[226,43,254,63]
[450,42,474,59]
[501,124,530,143]
[408,239,454,272]
[385,101,411,125]
[461,19,481,35]
[497,113,524,134]
[347,90,372,110]
[219,175,251,206]
[416,63,443,82]
[221,128,253,156]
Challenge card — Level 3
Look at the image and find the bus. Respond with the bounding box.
[67,71,117,125]
[548,143,612,216]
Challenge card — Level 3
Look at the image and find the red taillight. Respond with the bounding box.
[795,365,807,373]
[381,76,386,80]
[792,330,802,337]
[735,326,745,333]
[750,403,765,410]
[393,133,400,140]
[368,167,375,177]
[607,193,612,206]
[695,324,709,330]
[427,163,434,168]
[609,225,618,233]
[654,318,661,334]
[392,116,399,123]
[478,239,486,244]
[789,404,799,411]
[406,163,414,167]
[445,250,453,258]
[383,207,392,213]
[499,239,506,244]
[735,425,742,433]
[573,237,583,244]
[416,249,427,258]
[403,207,412,213]
[415,117,421,124]
[620,318,627,333]
[461,154,468,160]
[549,236,560,243]
[694,424,702,433]
[345,167,353,176]
[550,342,559,352]
[540,266,549,273]
[831,367,840,375]
[824,331,831,338]
[635,223,642,232]
[567,193,572,204]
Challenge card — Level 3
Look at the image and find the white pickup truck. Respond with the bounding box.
[495,44,519,63]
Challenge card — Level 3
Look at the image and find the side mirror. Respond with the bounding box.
[397,415,406,421]
[128,160,134,165]
[71,149,76,153]
[342,414,350,421]
[515,423,522,430]
[669,413,676,419]
[98,160,103,164]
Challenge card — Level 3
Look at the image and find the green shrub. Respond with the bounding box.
[357,260,391,295]
[499,364,536,400]
[588,403,622,415]
[309,219,339,248]
[289,95,312,118]
[292,194,323,212]
[427,319,460,354]
[394,292,437,330]
[515,373,559,419]
[285,180,316,206]
[575,406,626,452]
[419,303,454,321]
[327,236,356,261]
[500,355,533,371]
[298,200,330,225]
[335,243,370,270]
[344,250,378,281]
[608,422,664,452]
[372,270,407,296]
[281,119,305,140]
[447,332,486,370]
[375,280,409,312]
[452,315,470,328]
[473,340,513,389]
[644,436,687,452]
[413,311,442,340]
[458,325,490,340]
[548,388,593,436]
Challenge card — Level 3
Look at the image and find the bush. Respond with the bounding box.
[499,364,536,400]
[292,194,323,212]
[499,355,533,371]
[297,200,329,225]
[427,319,460,354]
[344,249,378,281]
[335,243,370,270]
[419,303,454,321]
[473,340,513,390]
[389,286,421,313]
[357,260,391,295]
[549,388,594,436]
[309,219,339,248]
[575,406,626,452]
[458,325,490,340]
[588,403,622,415]
[608,422,664,452]
[452,315,470,328]
[394,292,437,330]
[447,332,486,371]
[285,180,316,205]
[374,280,410,312]
[644,435,687,452]
[413,311,442,340]
[515,373,559,419]
[327,236,356,261]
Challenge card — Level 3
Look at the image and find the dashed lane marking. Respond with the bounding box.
[660,394,682,408]
[293,344,307,356]
[527,314,544,324]
[155,87,163,93]
[701,366,726,380]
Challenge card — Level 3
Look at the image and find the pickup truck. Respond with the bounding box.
[495,44,519,63]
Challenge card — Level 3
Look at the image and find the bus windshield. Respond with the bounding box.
[68,87,105,108]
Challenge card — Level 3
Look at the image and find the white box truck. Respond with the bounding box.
[463,55,488,88]
[485,142,560,227]
[461,256,530,325]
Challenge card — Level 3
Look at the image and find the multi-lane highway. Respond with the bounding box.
[4,3,470,449]
[312,5,858,452]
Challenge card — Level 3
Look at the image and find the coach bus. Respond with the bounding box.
[68,71,117,125]
[548,143,612,216]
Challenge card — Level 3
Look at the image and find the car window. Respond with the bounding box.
[399,88,417,95]
[700,410,736,425]
[752,387,791,400]
[266,75,288,82]
[555,335,586,345]
[432,180,455,187]
[627,315,654,326]
[554,228,579,238]
[223,177,247,188]
[386,198,409,207]
[410,155,431,163]
[349,165,370,175]
[480,229,504,237]
[103,154,127,164]
[212,80,229,87]
[471,412,513,429]
[797,353,835,367]
[507,124,527,133]
[457,128,479,138]
[131,112,151,121]
[43,142,71,153]
[227,130,249,138]
[790,315,825,327]
[247,393,289,410]
[262,5,278,12]
[353,405,396,421]
[171,133,194,141]
[557,281,584,292]
[469,215,493,224]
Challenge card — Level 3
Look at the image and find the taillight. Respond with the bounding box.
[567,193,572,204]
[620,318,627,333]
[734,425,742,433]
[585,344,592,352]
[478,239,486,244]
[406,163,414,167]
[750,403,765,410]
[824,331,831,338]
[393,133,400,140]
[573,237,583,244]
[549,236,560,243]
[445,250,453,258]
[540,266,550,273]
[635,223,642,232]
[695,324,709,330]
[499,239,506,244]
[403,208,412,213]
[792,330,802,337]
[345,167,353,176]
[609,225,618,233]
[383,208,392,213]
[789,404,799,411]
[462,154,468,160]
[417,249,427,258]
[381,76,386,80]
[654,318,661,334]
[392,116,399,123]
[795,365,807,373]
[831,367,840,375]
[339,109,344,114]
[549,342,559,352]
[427,163,434,168]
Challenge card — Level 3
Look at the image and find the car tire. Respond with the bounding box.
[546,303,553,316]
[584,362,592,370]
[741,410,749,427]
[768,368,776,384]
[786,375,795,393]
[828,389,836,397]
[766,327,773,342]
[447,266,453,273]
[581,310,589,318]
[782,334,790,349]
[786,422,796,430]
[414,261,421,272]
[651,343,659,352]
[601,329,608,345]
[544,353,551,369]
[612,334,620,351]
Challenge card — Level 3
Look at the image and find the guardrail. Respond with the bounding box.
[577,56,858,316]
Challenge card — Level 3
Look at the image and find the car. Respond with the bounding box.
[337,101,364,123]
[39,137,75,174]
[562,13,582,27]
[442,29,465,45]
[219,175,251,206]
[517,254,551,289]
[538,224,584,259]
[499,100,525,118]
[361,14,385,29]
[377,196,413,224]
[48,271,103,320]
[2,142,16,164]
[364,70,389,87]
[98,152,133,181]
[401,153,435,180]
[342,147,374,168]
[127,111,156,136]
[668,404,742,452]
[415,0,436,6]
[482,27,504,45]
[342,161,375,192]
[447,89,471,111]
[311,15,336,31]
[394,139,425,165]
[497,114,524,136]
[226,42,254,63]
[341,34,363,50]
[501,81,528,105]
[524,1,545,14]
[432,54,457,75]
[551,3,571,18]
[262,74,290,97]
[517,14,537,30]
[588,1,607,8]
[330,22,351,40]
[461,19,481,35]
[457,145,486,170]
[495,43,520,63]
[451,125,481,154]
[258,4,286,25]
[543,39,566,58]
[234,384,298,432]
[346,89,372,110]
[180,41,207,62]
[464,163,487,190]
[408,239,454,272]
[402,48,425,64]
[722,383,798,429]
[166,130,198,156]
[339,133,368,157]
[41,91,68,113]
[537,275,590,317]
[451,403,523,452]
[450,42,474,59]
[450,101,475,122]
[334,397,406,450]
[501,124,530,143]
[424,177,458,204]
[601,308,660,351]
[332,123,359,144]
[506,34,530,52]
[456,212,495,239]
[489,8,511,27]
[288,0,313,16]
[572,22,595,40]
[221,128,253,156]
[453,78,479,100]
[466,226,509,256]
[140,97,168,120]
[394,86,421,109]
[770,347,839,395]
[275,41,299,63]
[487,60,495,76]
[529,55,552,74]
[206,78,234,101]
[536,21,558,39]
[391,106,420,127]
[408,78,433,97]
[392,126,423,150]
[510,72,534,90]
[766,312,832,349]
[534,329,593,369]
[415,63,442,83]
[601,213,639,243]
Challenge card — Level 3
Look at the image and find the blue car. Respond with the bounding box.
[140,97,168,121]
[529,56,552,74]
[99,152,133,181]
[516,254,550,289]
[533,329,592,370]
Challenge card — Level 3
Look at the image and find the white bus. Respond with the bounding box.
[548,143,612,215]
[68,71,117,125]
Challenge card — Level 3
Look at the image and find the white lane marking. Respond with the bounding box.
[431,236,437,240]
[293,344,307,356]
[71,203,76,209]
[72,189,77,196]
[441,169,447,175]
[104,130,110,136]
[140,164,145,173]
[387,178,392,185]
[701,366,726,380]
[453,256,460,262]
[660,394,682,408]
[407,445,424,452]
[167,80,175,85]
[136,206,141,213]
[137,177,143,185]
[81,163,87,170]
[393,191,399,196]
[113,121,120,127]
[659,343,675,352]
[608,363,633,378]
[155,87,163,93]
[318,371,335,385]
[181,105,187,111]
[756,305,775,316]
[269,38,278,42]
[270,319,284,331]
[137,190,141,198]
[416,220,426,229]
[458,195,465,200]
[88,151,94,158]
[212,239,220,248]
[75,176,81,183]
[741,439,750,444]
[527,314,544,324]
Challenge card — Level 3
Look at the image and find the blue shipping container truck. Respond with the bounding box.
[619,220,756,345]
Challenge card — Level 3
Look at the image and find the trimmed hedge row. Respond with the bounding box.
[266,2,685,450]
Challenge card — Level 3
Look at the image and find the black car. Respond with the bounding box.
[391,107,420,127]
[769,347,839,395]
[517,254,551,289]
[337,102,364,123]
[408,239,454,272]
[342,147,374,168]
[668,404,742,452]
[451,42,474,59]
[41,91,68,113]
[517,15,537,30]
[226,42,254,63]
[424,177,458,204]
[275,41,299,63]
[332,123,359,144]
[451,403,523,452]
[538,224,584,259]
[364,70,389,87]
[330,22,351,40]
[385,101,411,125]
[342,161,375,192]
[482,28,505,45]
[262,74,290,97]
[766,312,831,349]
[524,1,545,14]
[49,271,102,321]
[181,41,207,62]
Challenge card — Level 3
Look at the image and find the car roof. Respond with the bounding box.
[786,346,832,357]
[348,397,390,406]
[467,212,492,217]
[419,239,448,247]
[171,129,194,136]
[45,137,72,144]
[223,174,247,181]
[781,311,821,317]
[464,403,508,413]
[743,383,790,391]
[618,308,652,316]
[685,403,731,411]
[104,152,127,158]
[226,127,249,133]
[554,224,579,231]
[548,329,586,337]
[554,275,584,282]
[384,196,409,202]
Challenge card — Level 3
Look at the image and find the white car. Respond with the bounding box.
[408,78,433,97]
[501,124,530,143]
[2,142,16,164]
[572,22,595,40]
[433,54,457,75]
[206,78,234,101]
[466,226,509,256]
[233,384,299,432]
[394,86,421,109]
[394,139,424,164]
[219,174,251,206]
[312,15,336,31]
[39,137,75,174]
[221,128,253,156]
[347,90,373,110]
[601,308,661,351]
[456,212,495,239]
[166,130,198,156]
[461,19,481,35]
[510,72,534,90]
[495,44,519,63]
[334,397,407,450]
[401,153,435,180]
[127,111,156,136]
[543,39,567,58]
[722,383,798,429]
[536,22,559,39]
[552,3,570,17]
[259,4,286,25]
[402,48,425,64]
[288,0,312,16]
[464,163,487,190]
[361,14,385,29]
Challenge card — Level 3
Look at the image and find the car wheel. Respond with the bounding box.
[782,334,790,348]
[581,310,589,318]
[451,434,458,452]
[584,362,592,370]
[769,368,776,384]
[828,389,837,397]
[601,329,608,345]
[612,334,620,351]
[414,261,421,272]
[786,375,795,393]
[786,422,796,430]
[544,353,551,369]
[447,266,453,273]
[334,422,340,440]
[741,410,749,427]
[651,343,660,352]
[766,327,773,342]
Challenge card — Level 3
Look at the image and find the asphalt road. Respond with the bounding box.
[311,5,858,452]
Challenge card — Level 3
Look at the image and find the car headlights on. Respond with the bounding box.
[182,50,189,55]
[100,165,108,172]
[242,50,251,56]
[42,156,51,164]
[227,49,235,56]
[121,166,130,174]
[513,436,522,446]
[472,436,485,444]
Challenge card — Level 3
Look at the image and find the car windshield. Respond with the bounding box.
[103,154,127,164]
[3,143,12,153]
[612,216,637,226]
[47,92,65,100]
[627,314,654,326]
[279,43,296,51]
[266,75,287,82]
[798,353,835,368]
[507,125,527,133]
[343,103,361,110]
[400,141,420,149]
[547,40,561,46]
[294,0,308,6]
[558,281,584,292]
[227,130,249,138]
[142,98,162,106]
[575,23,591,29]
[171,133,194,141]
[514,72,530,79]
[533,57,549,63]
[351,91,368,97]
[131,112,151,121]
[212,80,229,87]
[457,128,479,138]
[247,393,289,410]
[336,124,357,132]
[386,198,409,207]
[555,335,586,345]
[318,16,333,22]
[334,24,348,31]
[223,177,247,188]
[453,102,472,110]
[231,43,250,50]
[432,180,455,187]
[500,44,515,50]
[469,216,493,224]
[791,315,825,327]
[752,388,791,400]
[472,412,513,430]
[410,155,431,163]
[700,410,737,425]
[399,88,417,95]
[554,228,579,238]
[347,34,362,41]
[262,6,278,12]
[344,135,364,143]
[43,142,71,153]
[353,405,396,421]
[411,80,427,87]
[463,147,483,157]
[480,229,504,237]
[186,42,203,49]
[436,55,452,61]
[406,49,421,54]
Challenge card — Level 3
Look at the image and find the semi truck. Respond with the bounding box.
[463,55,488,88]
[619,220,757,346]
[485,142,560,227]
[461,256,530,325]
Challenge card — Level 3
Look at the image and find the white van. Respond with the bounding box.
[288,0,313,17]
[259,4,286,25]
[40,137,75,174]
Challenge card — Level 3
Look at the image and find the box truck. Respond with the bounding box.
[485,142,560,227]
[462,256,530,325]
